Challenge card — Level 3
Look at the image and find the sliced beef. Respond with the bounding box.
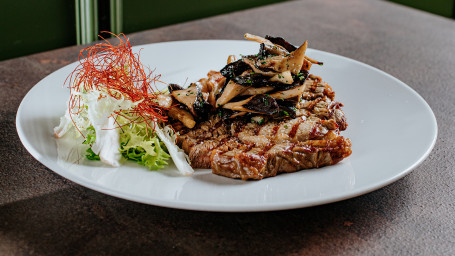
[211,136,351,179]
[174,75,351,180]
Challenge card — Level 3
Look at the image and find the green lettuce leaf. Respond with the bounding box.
[81,115,171,170]
[119,121,170,170]
[83,126,100,161]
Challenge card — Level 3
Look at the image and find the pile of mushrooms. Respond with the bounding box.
[158,33,322,129]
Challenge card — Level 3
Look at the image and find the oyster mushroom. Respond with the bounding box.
[216,80,248,106]
[240,86,275,96]
[206,70,226,107]
[168,83,184,92]
[269,70,293,84]
[258,42,290,58]
[223,94,279,115]
[256,40,308,75]
[265,35,297,52]
[275,99,298,118]
[220,59,250,80]
[171,82,211,119]
[242,57,277,77]
[193,83,213,120]
[244,33,287,53]
[269,78,312,101]
[171,83,198,115]
[168,106,196,129]
[264,35,323,66]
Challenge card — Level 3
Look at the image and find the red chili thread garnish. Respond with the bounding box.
[65,32,167,136]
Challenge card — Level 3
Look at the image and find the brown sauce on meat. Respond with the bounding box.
[309,121,323,139]
[258,143,276,155]
[282,143,296,154]
[289,118,304,138]
[271,124,280,137]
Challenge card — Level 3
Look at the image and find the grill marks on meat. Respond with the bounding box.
[211,136,351,179]
[175,76,351,179]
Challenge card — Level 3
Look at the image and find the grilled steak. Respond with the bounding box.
[174,75,352,179]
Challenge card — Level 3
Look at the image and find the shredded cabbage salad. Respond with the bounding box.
[53,34,193,175]
[54,86,193,175]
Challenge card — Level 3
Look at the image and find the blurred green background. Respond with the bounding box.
[0,0,453,61]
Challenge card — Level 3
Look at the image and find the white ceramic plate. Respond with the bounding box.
[16,40,437,212]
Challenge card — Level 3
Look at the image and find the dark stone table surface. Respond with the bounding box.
[1,0,454,255]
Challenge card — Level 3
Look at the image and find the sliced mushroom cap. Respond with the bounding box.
[217,108,249,120]
[287,40,308,74]
[216,80,248,106]
[168,83,184,92]
[223,94,279,115]
[232,70,299,91]
[263,36,323,66]
[206,71,226,107]
[275,99,298,118]
[168,106,196,129]
[229,111,248,119]
[243,94,280,115]
[269,70,293,84]
[193,83,213,120]
[240,86,274,96]
[244,33,287,52]
[171,83,198,115]
[256,40,308,75]
[269,79,311,100]
[242,57,277,77]
[265,35,297,52]
[220,59,250,80]
[196,79,210,93]
[232,72,270,87]
[258,43,289,58]
[222,98,261,113]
